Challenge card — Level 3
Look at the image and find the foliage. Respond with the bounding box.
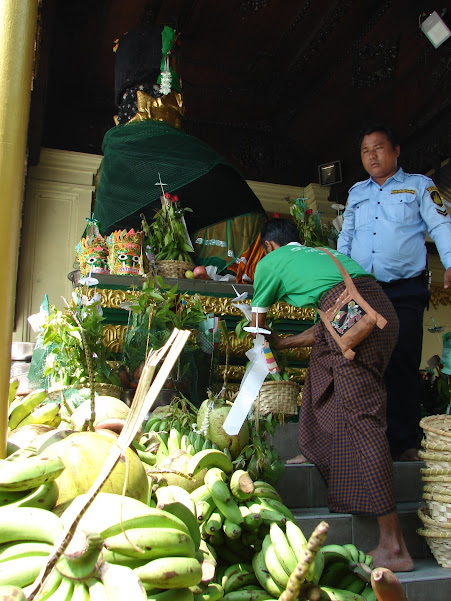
[122,274,207,374]
[142,193,194,262]
[287,193,338,248]
[41,298,121,388]
[420,368,451,416]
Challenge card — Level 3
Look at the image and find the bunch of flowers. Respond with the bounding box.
[287,192,338,248]
[142,193,194,263]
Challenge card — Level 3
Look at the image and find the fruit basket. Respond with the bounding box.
[418,505,451,567]
[155,259,195,279]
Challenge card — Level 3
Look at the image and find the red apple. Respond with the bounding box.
[193,265,209,279]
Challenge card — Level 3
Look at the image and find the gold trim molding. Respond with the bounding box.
[214,364,308,384]
[86,288,315,321]
[430,283,451,309]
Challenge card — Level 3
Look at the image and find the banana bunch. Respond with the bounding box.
[317,543,376,600]
[8,388,61,431]
[0,450,65,496]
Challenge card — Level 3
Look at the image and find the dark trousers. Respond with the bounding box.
[378,277,430,456]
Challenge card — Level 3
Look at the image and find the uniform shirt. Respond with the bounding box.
[337,168,451,283]
[251,243,371,314]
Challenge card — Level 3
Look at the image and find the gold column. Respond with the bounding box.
[0,0,39,458]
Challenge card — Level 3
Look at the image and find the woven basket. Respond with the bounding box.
[421,437,451,453]
[418,449,451,470]
[47,383,123,402]
[420,415,451,447]
[422,489,451,524]
[417,506,451,567]
[254,380,301,417]
[156,260,195,279]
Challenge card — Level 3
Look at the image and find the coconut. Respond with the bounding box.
[70,396,129,431]
[197,400,249,459]
[43,431,149,510]
[152,450,207,492]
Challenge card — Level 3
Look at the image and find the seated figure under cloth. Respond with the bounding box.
[93,21,266,283]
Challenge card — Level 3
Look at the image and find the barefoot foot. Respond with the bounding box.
[286,453,308,465]
[368,547,414,572]
[398,448,420,462]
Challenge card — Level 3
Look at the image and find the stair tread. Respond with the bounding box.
[290,501,422,518]
[397,558,451,582]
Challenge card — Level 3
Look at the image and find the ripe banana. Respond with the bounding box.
[133,556,202,589]
[0,506,64,545]
[269,522,298,576]
[0,554,47,587]
[104,527,195,560]
[16,402,60,428]
[261,535,289,588]
[99,508,191,539]
[319,585,366,600]
[230,470,255,501]
[98,561,147,601]
[0,541,52,563]
[187,450,233,477]
[0,454,65,492]
[9,481,59,511]
[8,390,48,430]
[252,550,284,598]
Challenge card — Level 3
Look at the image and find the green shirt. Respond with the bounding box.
[252,244,373,310]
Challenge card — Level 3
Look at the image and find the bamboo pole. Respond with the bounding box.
[0,0,39,458]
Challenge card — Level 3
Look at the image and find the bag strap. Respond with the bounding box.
[317,247,355,289]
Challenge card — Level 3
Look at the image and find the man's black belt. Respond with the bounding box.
[377,272,429,289]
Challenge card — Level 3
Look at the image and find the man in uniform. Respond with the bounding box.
[337,124,451,461]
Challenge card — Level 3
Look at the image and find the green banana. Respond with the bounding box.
[318,561,351,588]
[101,548,148,569]
[321,544,353,564]
[0,506,64,545]
[196,493,216,523]
[56,529,103,581]
[222,518,242,540]
[155,486,200,550]
[346,577,366,595]
[252,550,284,598]
[98,561,147,601]
[269,522,297,576]
[223,569,257,594]
[194,581,224,601]
[99,508,191,539]
[147,589,194,601]
[251,485,282,503]
[261,535,289,588]
[0,490,29,507]
[180,434,191,452]
[364,554,373,568]
[259,498,294,521]
[187,450,233,477]
[144,417,162,433]
[0,585,27,601]
[190,485,210,506]
[336,573,359,591]
[0,554,47,587]
[9,379,20,405]
[16,402,60,428]
[136,449,157,466]
[133,556,202,589]
[240,507,262,532]
[213,496,243,526]
[0,541,52,563]
[307,548,325,584]
[5,446,37,463]
[8,390,48,430]
[103,527,195,560]
[167,428,182,454]
[319,586,366,600]
[204,510,224,534]
[357,550,366,564]
[204,468,232,504]
[360,585,377,601]
[0,454,65,492]
[230,470,255,501]
[245,501,286,525]
[342,544,359,563]
[223,590,275,601]
[201,439,213,451]
[23,567,62,601]
[71,581,90,601]
[9,481,58,510]
[87,578,108,601]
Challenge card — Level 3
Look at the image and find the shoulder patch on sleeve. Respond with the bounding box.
[427,186,447,215]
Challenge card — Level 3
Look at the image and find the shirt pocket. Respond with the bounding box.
[383,193,420,225]
[354,199,370,228]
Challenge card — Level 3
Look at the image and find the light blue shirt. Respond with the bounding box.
[337,168,451,282]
